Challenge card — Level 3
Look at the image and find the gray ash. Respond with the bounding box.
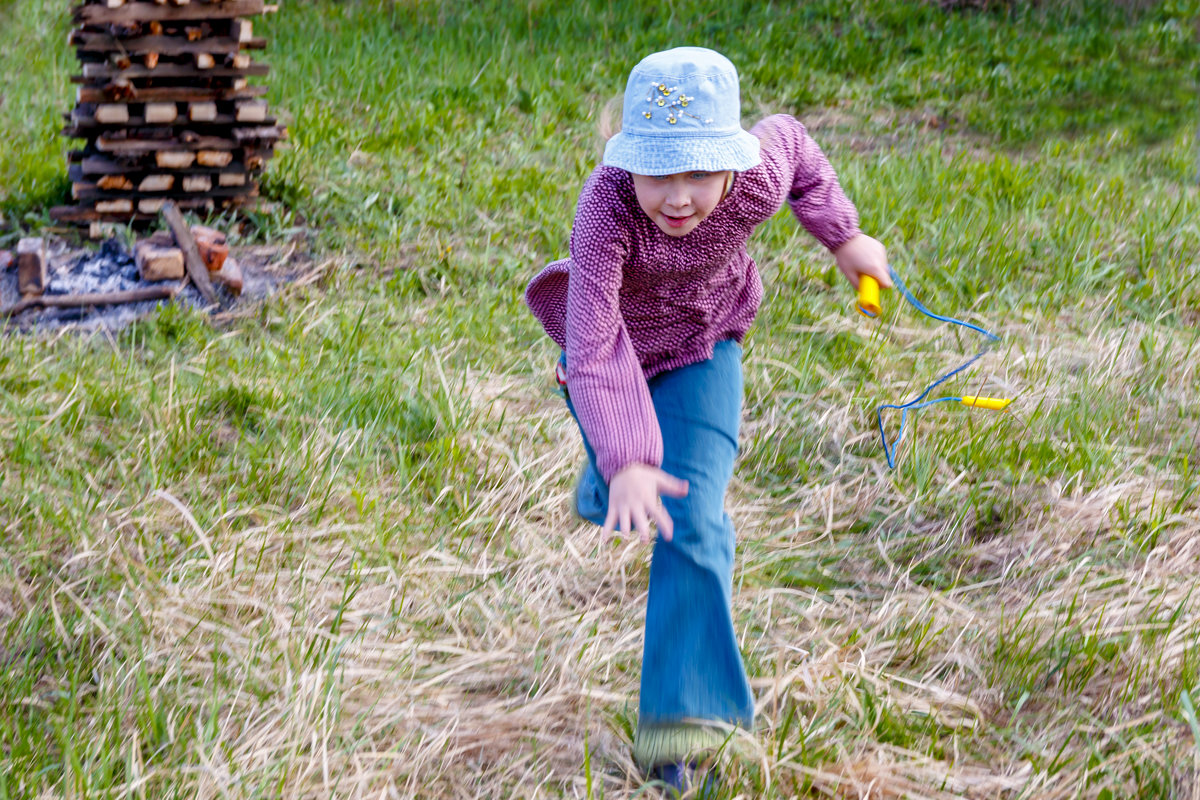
[46,238,149,296]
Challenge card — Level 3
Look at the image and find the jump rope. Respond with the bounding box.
[855,267,1011,468]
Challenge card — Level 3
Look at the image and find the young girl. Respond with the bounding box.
[525,47,890,787]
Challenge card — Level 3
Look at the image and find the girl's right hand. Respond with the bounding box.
[603,463,689,544]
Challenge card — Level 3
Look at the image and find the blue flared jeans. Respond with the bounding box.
[563,339,754,729]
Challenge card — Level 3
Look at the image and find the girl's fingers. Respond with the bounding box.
[619,509,632,539]
[602,506,617,540]
[651,504,674,542]
[658,475,689,498]
[632,508,651,544]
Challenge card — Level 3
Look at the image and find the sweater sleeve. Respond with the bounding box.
[750,114,860,251]
[564,174,663,483]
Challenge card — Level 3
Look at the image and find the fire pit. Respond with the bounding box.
[1,226,311,333]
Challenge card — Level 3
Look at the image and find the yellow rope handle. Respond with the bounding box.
[856,275,882,318]
[959,396,1012,411]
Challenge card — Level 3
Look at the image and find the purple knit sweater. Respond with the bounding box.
[525,114,860,482]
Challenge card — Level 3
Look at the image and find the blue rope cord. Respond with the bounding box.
[877,266,1001,469]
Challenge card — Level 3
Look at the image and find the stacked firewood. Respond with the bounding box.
[52,0,285,233]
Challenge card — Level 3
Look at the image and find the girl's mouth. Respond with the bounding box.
[663,213,692,228]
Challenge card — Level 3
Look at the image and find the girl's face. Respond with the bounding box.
[631,170,732,237]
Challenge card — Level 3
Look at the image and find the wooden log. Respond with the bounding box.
[78,154,256,177]
[156,150,195,168]
[144,52,159,69]
[74,0,264,22]
[217,172,246,186]
[17,238,47,295]
[139,198,167,214]
[2,286,177,318]
[98,174,134,190]
[235,100,267,123]
[71,183,258,203]
[51,197,226,223]
[194,52,215,69]
[225,52,250,69]
[95,199,134,213]
[145,102,178,123]
[182,175,212,192]
[80,62,268,80]
[96,103,130,124]
[135,241,185,280]
[161,201,219,305]
[232,19,252,42]
[232,125,286,143]
[100,130,280,155]
[197,149,233,167]
[69,32,267,55]
[77,84,267,103]
[76,152,267,175]
[188,101,217,121]
[139,174,176,192]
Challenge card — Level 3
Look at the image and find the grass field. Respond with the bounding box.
[2,0,1200,797]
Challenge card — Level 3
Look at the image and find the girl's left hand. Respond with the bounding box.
[834,233,891,290]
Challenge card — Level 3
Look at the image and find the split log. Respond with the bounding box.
[235,100,267,123]
[197,149,233,167]
[188,101,217,121]
[182,175,212,192]
[98,174,134,190]
[135,240,185,280]
[145,102,177,123]
[161,200,219,305]
[140,174,176,191]
[156,150,195,168]
[96,198,134,213]
[232,19,252,42]
[96,103,130,124]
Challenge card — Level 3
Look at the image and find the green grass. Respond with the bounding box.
[3,0,1200,797]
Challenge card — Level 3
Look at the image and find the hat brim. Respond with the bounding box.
[602,129,761,176]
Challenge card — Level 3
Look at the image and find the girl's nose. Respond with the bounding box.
[665,178,691,208]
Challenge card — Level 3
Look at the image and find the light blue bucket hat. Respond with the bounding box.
[603,47,761,176]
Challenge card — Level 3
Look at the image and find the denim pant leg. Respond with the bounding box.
[563,340,754,729]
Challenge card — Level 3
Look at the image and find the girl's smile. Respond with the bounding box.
[632,170,732,237]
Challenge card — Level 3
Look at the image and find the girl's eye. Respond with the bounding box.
[690,172,711,180]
